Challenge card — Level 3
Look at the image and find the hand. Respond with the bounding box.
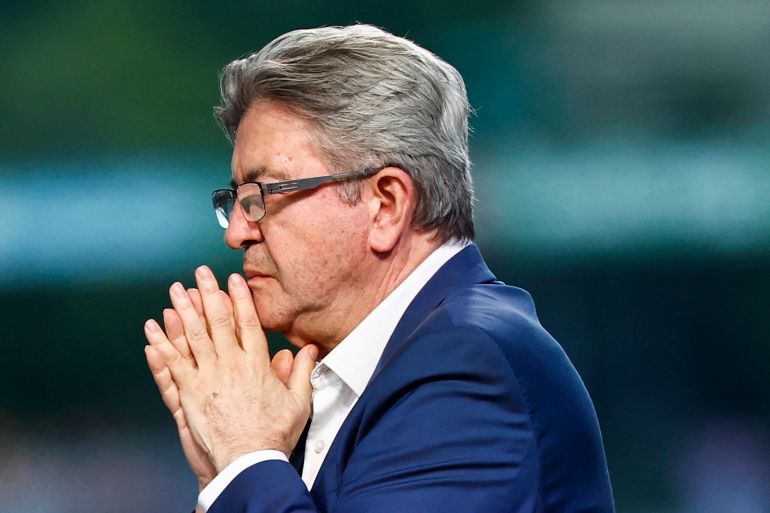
[145,303,218,490]
[145,287,301,489]
[144,266,318,473]
[145,288,299,488]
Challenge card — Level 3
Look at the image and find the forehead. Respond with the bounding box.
[230,101,325,185]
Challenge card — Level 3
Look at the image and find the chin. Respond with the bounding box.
[252,307,282,332]
[257,309,313,350]
[252,300,291,334]
[250,292,317,349]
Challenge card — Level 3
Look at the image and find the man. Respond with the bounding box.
[144,24,615,513]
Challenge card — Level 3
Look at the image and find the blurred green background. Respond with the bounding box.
[1,1,769,512]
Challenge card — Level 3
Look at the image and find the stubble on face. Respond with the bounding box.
[243,215,371,347]
[231,101,373,348]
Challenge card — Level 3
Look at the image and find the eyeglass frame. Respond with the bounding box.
[211,166,384,228]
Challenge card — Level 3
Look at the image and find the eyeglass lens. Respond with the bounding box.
[212,184,267,228]
[237,183,265,223]
[212,190,235,229]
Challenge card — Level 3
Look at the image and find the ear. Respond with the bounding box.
[366,167,416,253]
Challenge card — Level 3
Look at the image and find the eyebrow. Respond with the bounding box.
[230,167,293,189]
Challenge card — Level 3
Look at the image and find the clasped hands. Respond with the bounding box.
[143,265,318,489]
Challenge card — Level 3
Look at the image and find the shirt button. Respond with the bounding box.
[312,439,325,454]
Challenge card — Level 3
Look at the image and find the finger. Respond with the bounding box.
[189,289,233,327]
[144,317,165,346]
[227,273,269,365]
[145,319,193,383]
[220,290,234,319]
[171,403,189,431]
[271,349,293,385]
[188,288,204,318]
[145,345,182,414]
[213,290,235,332]
[287,344,319,405]
[195,266,239,360]
[163,308,194,363]
[169,282,218,366]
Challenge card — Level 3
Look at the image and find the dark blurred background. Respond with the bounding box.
[1,1,769,512]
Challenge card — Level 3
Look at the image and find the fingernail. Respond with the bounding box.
[196,266,214,282]
[229,273,246,289]
[171,282,186,298]
[145,319,159,333]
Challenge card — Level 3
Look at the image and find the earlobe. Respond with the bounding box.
[366,167,415,254]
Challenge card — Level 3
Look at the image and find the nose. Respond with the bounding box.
[224,203,264,249]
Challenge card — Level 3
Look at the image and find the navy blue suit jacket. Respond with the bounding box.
[209,245,614,513]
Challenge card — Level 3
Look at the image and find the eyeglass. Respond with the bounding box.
[211,167,382,229]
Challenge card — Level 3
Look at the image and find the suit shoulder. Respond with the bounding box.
[410,282,595,427]
[422,282,559,361]
[362,279,615,512]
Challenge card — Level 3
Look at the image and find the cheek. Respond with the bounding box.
[267,231,331,296]
[268,197,369,295]
[291,245,341,296]
[294,230,364,295]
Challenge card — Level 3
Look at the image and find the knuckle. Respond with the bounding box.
[166,351,183,369]
[173,349,187,363]
[188,325,210,342]
[154,366,171,382]
[172,341,191,357]
[208,313,232,329]
[239,314,261,329]
[199,284,220,296]
[161,385,178,402]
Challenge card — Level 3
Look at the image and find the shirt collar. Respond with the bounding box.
[318,240,469,397]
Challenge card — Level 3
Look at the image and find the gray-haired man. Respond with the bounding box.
[144,24,614,513]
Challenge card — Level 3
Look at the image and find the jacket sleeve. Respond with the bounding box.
[208,326,545,513]
[206,459,316,512]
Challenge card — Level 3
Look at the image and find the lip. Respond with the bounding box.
[245,274,272,288]
[243,268,271,280]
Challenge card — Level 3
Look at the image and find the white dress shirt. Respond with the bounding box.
[198,240,468,511]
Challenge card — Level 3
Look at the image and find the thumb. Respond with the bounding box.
[270,349,294,385]
[287,344,318,402]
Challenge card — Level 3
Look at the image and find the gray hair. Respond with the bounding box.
[214,24,475,242]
